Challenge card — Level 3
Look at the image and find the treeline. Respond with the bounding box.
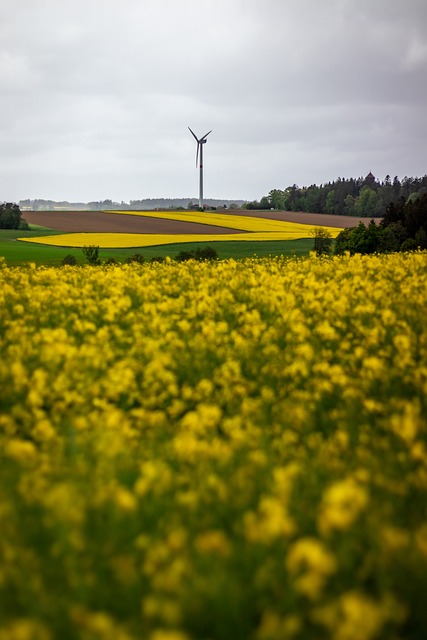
[128,198,244,210]
[19,199,132,211]
[19,199,92,210]
[245,173,427,217]
[19,198,245,211]
[334,193,427,254]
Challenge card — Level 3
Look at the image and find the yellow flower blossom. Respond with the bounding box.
[142,597,182,625]
[390,401,422,444]
[244,496,296,542]
[4,439,37,463]
[114,487,137,512]
[195,530,230,557]
[256,611,301,639]
[287,537,337,599]
[318,478,369,535]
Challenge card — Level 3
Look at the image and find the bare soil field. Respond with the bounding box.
[22,211,242,234]
[22,210,378,234]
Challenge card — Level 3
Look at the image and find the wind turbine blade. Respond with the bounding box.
[188,126,198,142]
[202,130,212,140]
[196,142,200,167]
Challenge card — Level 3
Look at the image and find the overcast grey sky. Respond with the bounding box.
[1,0,426,202]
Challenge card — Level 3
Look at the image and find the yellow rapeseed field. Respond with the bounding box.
[108,209,333,232]
[18,211,341,248]
[1,252,427,640]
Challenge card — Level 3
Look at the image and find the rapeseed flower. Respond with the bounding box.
[0,252,426,639]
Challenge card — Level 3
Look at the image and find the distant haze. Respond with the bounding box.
[19,198,246,211]
[1,0,426,203]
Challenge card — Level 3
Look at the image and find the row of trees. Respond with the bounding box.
[245,174,427,217]
[19,198,245,211]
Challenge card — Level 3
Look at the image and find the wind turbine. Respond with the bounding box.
[188,127,212,210]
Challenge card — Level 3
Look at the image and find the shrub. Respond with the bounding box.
[61,254,77,266]
[334,227,354,255]
[82,245,100,265]
[400,238,419,252]
[311,227,333,256]
[125,253,145,264]
[175,250,196,262]
[176,246,218,262]
[194,246,218,261]
[334,221,381,255]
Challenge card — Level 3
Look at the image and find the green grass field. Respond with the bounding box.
[1,228,315,265]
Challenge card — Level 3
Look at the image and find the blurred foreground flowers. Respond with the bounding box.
[0,252,426,639]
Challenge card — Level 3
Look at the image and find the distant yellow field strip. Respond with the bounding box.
[108,209,336,234]
[18,226,342,249]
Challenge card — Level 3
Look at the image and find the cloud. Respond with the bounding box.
[1,0,426,201]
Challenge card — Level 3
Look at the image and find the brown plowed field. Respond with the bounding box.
[22,210,378,234]
[22,211,242,234]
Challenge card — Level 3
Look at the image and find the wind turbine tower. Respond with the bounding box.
[188,127,212,209]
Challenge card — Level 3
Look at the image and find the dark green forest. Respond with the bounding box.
[334,193,427,254]
[245,173,427,217]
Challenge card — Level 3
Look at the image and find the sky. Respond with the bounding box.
[1,0,426,203]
